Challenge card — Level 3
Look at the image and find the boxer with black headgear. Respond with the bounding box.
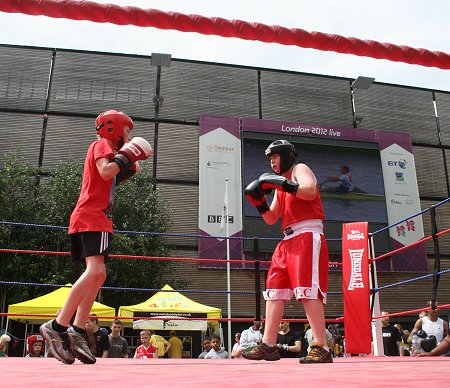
[243,139,332,364]
[265,140,297,174]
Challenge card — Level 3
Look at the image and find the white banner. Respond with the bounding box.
[198,116,243,264]
[380,143,424,245]
[199,127,242,237]
[133,318,207,331]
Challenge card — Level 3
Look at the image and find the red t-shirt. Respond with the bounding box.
[276,172,325,230]
[68,138,115,234]
[135,344,158,359]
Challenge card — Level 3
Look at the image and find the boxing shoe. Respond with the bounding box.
[242,343,280,361]
[299,342,333,364]
[40,320,75,365]
[67,326,96,364]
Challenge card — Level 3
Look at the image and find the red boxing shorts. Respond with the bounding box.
[263,219,329,303]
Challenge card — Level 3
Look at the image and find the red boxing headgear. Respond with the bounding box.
[95,110,133,150]
[27,334,44,354]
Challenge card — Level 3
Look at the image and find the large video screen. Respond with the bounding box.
[243,137,390,256]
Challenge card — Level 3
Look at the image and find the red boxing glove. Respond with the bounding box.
[245,180,270,215]
[114,137,152,172]
[258,173,298,195]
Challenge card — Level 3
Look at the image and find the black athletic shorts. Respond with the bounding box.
[70,231,113,262]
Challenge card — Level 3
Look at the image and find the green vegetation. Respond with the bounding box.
[0,150,177,311]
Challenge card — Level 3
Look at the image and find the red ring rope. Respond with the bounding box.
[1,0,449,69]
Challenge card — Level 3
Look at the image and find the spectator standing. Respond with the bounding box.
[150,330,171,358]
[168,330,183,358]
[108,319,129,358]
[381,311,403,356]
[86,315,109,358]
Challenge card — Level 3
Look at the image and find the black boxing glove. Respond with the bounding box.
[245,180,270,215]
[416,329,427,339]
[258,173,298,195]
[420,335,437,352]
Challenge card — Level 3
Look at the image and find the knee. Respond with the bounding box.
[86,264,106,284]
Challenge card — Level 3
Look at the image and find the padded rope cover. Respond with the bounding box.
[1,0,450,69]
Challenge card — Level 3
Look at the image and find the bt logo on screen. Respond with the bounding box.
[387,159,407,169]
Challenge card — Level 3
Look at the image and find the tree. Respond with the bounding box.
[0,151,176,313]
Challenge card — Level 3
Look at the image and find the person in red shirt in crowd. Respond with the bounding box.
[40,110,152,365]
[242,140,332,364]
[134,330,159,359]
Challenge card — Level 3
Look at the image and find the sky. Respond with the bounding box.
[1,0,450,92]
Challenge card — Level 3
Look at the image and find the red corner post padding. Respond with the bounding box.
[342,222,372,354]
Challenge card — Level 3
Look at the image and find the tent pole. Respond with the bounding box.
[23,322,28,356]
[225,178,232,357]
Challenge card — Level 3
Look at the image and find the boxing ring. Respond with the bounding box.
[1,356,449,387]
[1,1,450,386]
[1,197,449,386]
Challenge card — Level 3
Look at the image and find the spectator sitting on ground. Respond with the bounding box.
[25,335,45,357]
[198,336,212,359]
[0,334,11,357]
[305,325,334,353]
[134,330,158,359]
[277,321,302,358]
[240,320,263,351]
[204,334,229,359]
[408,301,449,353]
[327,324,343,357]
[231,332,242,359]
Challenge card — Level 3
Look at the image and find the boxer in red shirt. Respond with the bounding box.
[40,110,152,365]
[243,140,332,364]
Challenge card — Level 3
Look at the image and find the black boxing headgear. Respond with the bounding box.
[265,140,297,174]
[95,110,133,150]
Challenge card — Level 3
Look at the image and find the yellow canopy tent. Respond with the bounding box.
[118,284,221,331]
[6,284,115,356]
[7,283,115,324]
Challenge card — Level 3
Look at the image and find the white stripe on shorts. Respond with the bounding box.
[100,232,109,253]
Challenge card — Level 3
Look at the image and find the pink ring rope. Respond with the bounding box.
[1,0,450,69]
